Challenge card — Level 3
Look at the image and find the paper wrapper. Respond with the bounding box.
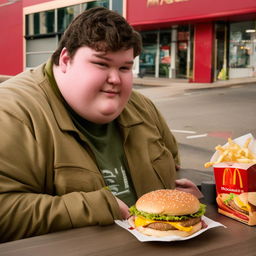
[115,216,225,242]
[210,133,256,168]
[210,133,256,225]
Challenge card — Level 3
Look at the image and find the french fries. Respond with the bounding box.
[204,137,256,168]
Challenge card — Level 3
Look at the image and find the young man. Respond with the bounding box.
[0,7,201,242]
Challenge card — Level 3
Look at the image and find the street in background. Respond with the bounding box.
[136,82,256,183]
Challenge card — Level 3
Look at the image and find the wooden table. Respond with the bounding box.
[0,204,254,256]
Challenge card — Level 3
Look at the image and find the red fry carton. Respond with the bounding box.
[211,134,256,225]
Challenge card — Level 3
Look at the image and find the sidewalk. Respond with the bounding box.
[133,76,256,99]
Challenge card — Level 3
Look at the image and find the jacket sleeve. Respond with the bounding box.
[0,111,121,242]
[140,95,180,167]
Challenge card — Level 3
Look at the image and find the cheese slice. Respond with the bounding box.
[234,197,251,212]
[134,216,193,232]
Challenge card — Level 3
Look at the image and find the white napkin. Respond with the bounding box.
[115,216,225,242]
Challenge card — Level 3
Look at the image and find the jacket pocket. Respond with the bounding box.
[54,165,105,195]
[149,141,176,189]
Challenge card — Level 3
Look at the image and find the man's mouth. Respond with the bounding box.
[101,90,119,95]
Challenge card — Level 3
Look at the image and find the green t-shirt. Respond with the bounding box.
[72,116,137,206]
[44,60,137,206]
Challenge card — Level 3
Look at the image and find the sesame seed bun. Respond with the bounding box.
[238,192,249,204]
[136,189,200,216]
[247,192,256,206]
[235,192,256,207]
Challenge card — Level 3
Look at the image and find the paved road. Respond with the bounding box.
[135,82,256,183]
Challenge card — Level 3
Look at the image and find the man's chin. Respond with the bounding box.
[77,105,123,124]
[91,111,121,124]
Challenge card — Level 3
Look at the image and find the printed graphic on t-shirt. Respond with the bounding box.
[101,165,130,196]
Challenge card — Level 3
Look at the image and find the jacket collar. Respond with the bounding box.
[118,99,143,127]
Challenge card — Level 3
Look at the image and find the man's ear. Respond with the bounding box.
[59,47,71,73]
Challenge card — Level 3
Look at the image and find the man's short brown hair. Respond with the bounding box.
[52,7,142,65]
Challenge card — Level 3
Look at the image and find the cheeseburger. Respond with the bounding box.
[216,192,256,225]
[129,189,206,237]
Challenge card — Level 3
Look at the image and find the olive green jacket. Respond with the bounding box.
[0,64,179,242]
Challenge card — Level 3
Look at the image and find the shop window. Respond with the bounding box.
[229,21,256,78]
[33,13,39,35]
[25,0,112,69]
[139,32,157,77]
[26,10,55,37]
[188,25,194,81]
[57,5,80,33]
[139,26,192,79]
[159,31,171,78]
[112,0,122,14]
[82,0,109,10]
[215,22,228,81]
[176,26,189,79]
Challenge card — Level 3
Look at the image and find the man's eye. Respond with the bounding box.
[120,66,131,71]
[93,62,107,67]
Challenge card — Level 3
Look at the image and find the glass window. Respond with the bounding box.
[82,0,109,10]
[57,5,80,33]
[229,21,256,68]
[45,10,55,34]
[112,0,122,14]
[25,14,32,36]
[139,32,157,77]
[176,26,189,78]
[188,25,194,80]
[25,10,55,36]
[159,31,171,78]
[215,22,228,80]
[25,1,112,69]
[33,13,40,35]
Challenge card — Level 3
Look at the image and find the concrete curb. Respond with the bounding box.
[134,77,256,99]
[133,76,256,89]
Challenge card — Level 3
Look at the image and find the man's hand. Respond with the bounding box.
[175,178,203,199]
[115,197,130,219]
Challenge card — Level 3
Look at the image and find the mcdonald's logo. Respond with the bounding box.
[222,168,243,188]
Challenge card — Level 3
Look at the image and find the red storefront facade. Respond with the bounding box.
[0,0,49,76]
[126,0,256,82]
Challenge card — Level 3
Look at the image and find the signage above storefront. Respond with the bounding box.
[0,0,20,8]
[126,0,256,30]
[147,0,189,7]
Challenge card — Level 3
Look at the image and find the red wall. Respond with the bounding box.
[193,23,214,83]
[0,1,23,75]
[0,0,51,75]
[127,0,256,29]
[23,0,49,7]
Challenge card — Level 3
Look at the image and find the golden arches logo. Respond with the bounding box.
[222,168,243,188]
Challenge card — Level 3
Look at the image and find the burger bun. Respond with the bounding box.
[136,189,200,215]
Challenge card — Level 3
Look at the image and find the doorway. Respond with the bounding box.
[176,26,189,78]
[215,22,228,80]
[139,32,157,77]
[139,26,191,79]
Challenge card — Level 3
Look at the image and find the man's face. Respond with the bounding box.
[56,46,134,124]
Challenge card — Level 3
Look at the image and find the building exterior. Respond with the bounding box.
[0,0,256,83]
[127,0,256,82]
[0,0,121,76]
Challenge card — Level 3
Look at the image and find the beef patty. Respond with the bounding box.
[145,217,201,231]
[228,200,249,215]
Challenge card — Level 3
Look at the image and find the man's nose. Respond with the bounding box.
[107,69,121,85]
